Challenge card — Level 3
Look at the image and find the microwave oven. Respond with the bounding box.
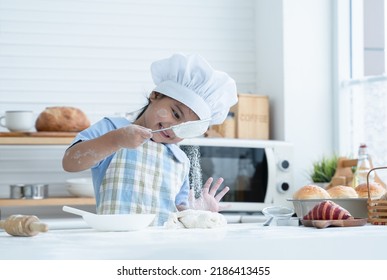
[179,138,294,213]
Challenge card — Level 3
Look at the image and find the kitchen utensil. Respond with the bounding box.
[10,184,48,199]
[262,216,273,226]
[262,206,295,226]
[301,218,367,229]
[0,215,48,237]
[151,118,211,138]
[10,184,24,199]
[262,206,294,218]
[62,206,155,231]
[24,184,48,199]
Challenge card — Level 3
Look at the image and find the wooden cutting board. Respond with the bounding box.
[301,218,368,229]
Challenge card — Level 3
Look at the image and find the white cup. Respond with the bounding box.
[0,111,35,132]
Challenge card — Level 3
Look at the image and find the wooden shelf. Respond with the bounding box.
[0,197,95,207]
[0,137,74,145]
[0,132,76,145]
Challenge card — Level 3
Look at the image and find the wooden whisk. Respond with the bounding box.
[0,215,48,237]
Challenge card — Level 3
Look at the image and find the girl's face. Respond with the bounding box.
[139,92,200,144]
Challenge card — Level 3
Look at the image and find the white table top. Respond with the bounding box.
[1,218,387,260]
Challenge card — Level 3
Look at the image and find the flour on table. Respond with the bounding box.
[164,209,227,229]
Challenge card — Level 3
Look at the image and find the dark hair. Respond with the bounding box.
[135,104,148,120]
[135,91,165,120]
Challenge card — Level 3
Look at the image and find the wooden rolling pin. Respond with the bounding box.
[0,215,48,237]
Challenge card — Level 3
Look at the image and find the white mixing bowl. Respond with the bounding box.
[66,178,95,197]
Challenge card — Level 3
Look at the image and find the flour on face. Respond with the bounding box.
[156,108,168,118]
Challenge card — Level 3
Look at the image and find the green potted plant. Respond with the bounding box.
[309,155,339,188]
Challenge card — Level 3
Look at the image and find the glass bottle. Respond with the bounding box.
[352,143,375,188]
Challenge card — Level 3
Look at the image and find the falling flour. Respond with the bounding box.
[70,149,101,166]
[180,145,203,199]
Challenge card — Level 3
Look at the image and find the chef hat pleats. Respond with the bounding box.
[151,53,238,125]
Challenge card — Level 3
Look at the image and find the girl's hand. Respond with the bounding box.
[114,124,152,149]
[62,124,152,172]
[189,177,231,212]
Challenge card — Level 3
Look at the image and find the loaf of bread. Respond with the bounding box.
[355,182,386,199]
[35,107,90,132]
[293,184,331,200]
[327,185,358,198]
[303,200,353,220]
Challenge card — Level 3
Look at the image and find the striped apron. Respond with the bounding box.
[97,140,188,226]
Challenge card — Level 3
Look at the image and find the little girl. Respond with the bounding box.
[62,53,238,225]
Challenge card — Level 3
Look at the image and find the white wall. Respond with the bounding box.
[256,0,334,187]
[0,0,257,124]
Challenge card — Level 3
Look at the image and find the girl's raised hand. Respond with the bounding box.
[189,177,231,212]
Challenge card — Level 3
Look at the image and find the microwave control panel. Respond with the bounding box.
[271,144,294,196]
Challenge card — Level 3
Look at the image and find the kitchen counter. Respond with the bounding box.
[1,219,387,260]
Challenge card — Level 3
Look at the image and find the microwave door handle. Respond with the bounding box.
[264,147,276,204]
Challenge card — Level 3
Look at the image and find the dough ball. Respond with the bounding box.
[164,210,227,229]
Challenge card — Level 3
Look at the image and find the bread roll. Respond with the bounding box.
[327,185,358,199]
[355,182,386,199]
[293,184,331,200]
[35,107,90,132]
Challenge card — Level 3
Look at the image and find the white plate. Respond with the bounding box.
[63,206,155,231]
[288,198,368,219]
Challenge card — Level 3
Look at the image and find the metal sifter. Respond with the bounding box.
[262,206,295,226]
[151,118,211,138]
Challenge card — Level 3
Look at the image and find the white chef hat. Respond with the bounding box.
[150,53,238,125]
